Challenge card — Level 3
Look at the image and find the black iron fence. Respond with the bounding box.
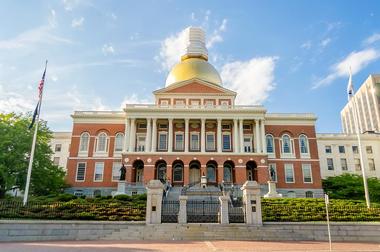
[0,200,145,221]
[262,204,380,222]
[187,200,220,223]
[161,200,179,223]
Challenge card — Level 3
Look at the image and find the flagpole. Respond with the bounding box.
[23,60,48,206]
[348,69,370,208]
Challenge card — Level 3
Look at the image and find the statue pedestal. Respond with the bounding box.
[201,175,207,188]
[112,181,126,196]
[264,181,282,198]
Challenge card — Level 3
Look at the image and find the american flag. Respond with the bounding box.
[38,61,47,99]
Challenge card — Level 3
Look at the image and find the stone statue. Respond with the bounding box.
[270,167,276,181]
[119,164,126,181]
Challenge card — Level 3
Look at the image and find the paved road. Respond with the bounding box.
[1,240,380,252]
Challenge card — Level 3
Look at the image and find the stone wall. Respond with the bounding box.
[1,220,379,242]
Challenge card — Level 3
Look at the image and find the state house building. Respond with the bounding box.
[66,27,323,198]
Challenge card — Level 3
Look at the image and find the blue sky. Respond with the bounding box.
[0,0,379,133]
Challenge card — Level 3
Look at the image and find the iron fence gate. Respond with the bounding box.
[228,204,245,223]
[187,200,220,223]
[161,200,179,223]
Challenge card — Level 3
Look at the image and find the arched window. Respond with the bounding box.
[114,133,124,152]
[206,162,217,183]
[266,135,274,153]
[157,162,167,181]
[299,134,309,154]
[223,162,233,183]
[96,132,108,152]
[282,134,292,154]
[79,132,90,152]
[305,191,314,198]
[173,162,183,182]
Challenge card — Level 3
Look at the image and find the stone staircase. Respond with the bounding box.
[164,186,182,201]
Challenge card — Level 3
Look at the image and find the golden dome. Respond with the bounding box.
[165,57,222,87]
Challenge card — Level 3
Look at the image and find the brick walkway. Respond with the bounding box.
[1,240,380,252]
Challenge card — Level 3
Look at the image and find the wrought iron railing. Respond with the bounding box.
[187,200,220,223]
[161,200,179,223]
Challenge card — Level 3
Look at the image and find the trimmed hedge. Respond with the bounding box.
[262,198,380,222]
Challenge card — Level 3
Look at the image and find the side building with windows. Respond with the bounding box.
[65,27,323,198]
[317,133,380,179]
[50,132,71,172]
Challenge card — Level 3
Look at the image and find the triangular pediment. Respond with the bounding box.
[154,78,236,95]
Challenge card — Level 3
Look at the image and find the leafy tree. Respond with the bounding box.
[323,174,380,203]
[0,113,67,198]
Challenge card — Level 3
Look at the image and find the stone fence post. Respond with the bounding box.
[178,195,188,224]
[241,181,262,226]
[219,195,229,224]
[146,180,164,224]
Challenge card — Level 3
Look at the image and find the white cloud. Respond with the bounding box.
[71,17,84,28]
[119,94,152,109]
[313,48,380,89]
[301,41,312,50]
[158,29,188,71]
[102,43,115,55]
[221,57,278,105]
[320,38,331,48]
[62,0,81,11]
[206,19,227,48]
[364,33,380,45]
[48,9,57,28]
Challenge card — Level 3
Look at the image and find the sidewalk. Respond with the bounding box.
[1,240,380,252]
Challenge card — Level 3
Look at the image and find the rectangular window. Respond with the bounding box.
[175,133,184,151]
[354,158,361,171]
[206,133,215,151]
[76,163,86,181]
[158,133,167,150]
[190,133,200,151]
[369,158,376,171]
[338,146,345,153]
[53,157,60,165]
[175,100,185,107]
[302,164,312,183]
[160,100,169,107]
[94,162,104,182]
[137,136,146,152]
[205,101,214,108]
[244,137,252,152]
[352,146,359,154]
[222,124,231,130]
[284,164,295,183]
[222,133,231,151]
[55,144,62,152]
[366,146,373,154]
[325,146,332,153]
[138,123,147,129]
[112,162,121,181]
[327,158,334,170]
[158,124,168,130]
[190,100,200,108]
[341,158,348,171]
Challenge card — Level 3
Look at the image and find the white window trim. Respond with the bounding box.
[302,164,313,183]
[205,132,216,151]
[160,100,169,108]
[136,133,146,152]
[94,133,109,156]
[280,135,295,159]
[158,131,168,151]
[299,135,310,159]
[114,133,124,154]
[266,134,275,158]
[75,162,87,182]
[112,162,122,182]
[222,132,232,151]
[93,162,104,182]
[268,163,277,182]
[175,131,184,151]
[78,133,90,157]
[243,135,253,153]
[284,164,295,183]
[190,131,200,151]
[327,158,334,170]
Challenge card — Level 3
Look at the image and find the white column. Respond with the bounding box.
[364,87,374,130]
[129,118,136,152]
[217,119,222,153]
[255,119,260,153]
[146,118,151,152]
[123,118,130,152]
[239,119,244,153]
[185,118,189,152]
[168,118,173,152]
[151,118,157,152]
[233,119,239,153]
[201,118,206,152]
[261,119,266,153]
